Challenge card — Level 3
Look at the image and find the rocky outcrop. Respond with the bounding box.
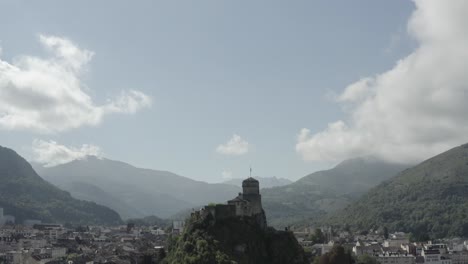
[164,212,308,264]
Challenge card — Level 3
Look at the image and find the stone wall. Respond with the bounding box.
[242,194,263,215]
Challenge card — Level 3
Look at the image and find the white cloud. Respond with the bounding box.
[216,134,249,155]
[337,78,375,103]
[32,139,102,167]
[297,0,468,164]
[221,169,233,179]
[0,34,151,133]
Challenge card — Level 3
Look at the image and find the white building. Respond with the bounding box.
[422,249,452,264]
[151,228,166,236]
[449,252,468,264]
[376,254,415,264]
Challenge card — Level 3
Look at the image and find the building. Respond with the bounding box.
[192,177,267,229]
[376,253,415,264]
[385,238,410,248]
[353,241,383,256]
[172,221,185,235]
[449,252,468,264]
[33,224,64,241]
[228,177,263,217]
[422,249,452,264]
[18,239,47,250]
[426,244,448,255]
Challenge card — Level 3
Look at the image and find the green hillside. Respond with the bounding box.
[262,157,408,227]
[327,143,468,239]
[0,146,122,225]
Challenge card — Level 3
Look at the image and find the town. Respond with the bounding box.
[0,207,180,263]
[294,227,466,264]
[3,204,468,264]
[2,176,468,264]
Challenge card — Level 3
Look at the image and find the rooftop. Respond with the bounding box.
[242,177,259,185]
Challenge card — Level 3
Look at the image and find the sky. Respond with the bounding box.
[2,0,466,183]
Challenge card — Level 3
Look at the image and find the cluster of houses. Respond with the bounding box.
[295,228,468,264]
[0,208,183,264]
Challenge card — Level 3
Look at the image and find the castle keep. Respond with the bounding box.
[228,177,263,216]
[193,177,267,229]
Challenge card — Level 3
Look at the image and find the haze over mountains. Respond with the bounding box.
[35,157,241,219]
[327,143,468,239]
[262,157,411,227]
[34,154,412,226]
[2,139,468,239]
[0,146,121,225]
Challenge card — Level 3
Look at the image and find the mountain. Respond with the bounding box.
[261,157,410,227]
[36,157,241,219]
[0,146,122,225]
[326,143,468,239]
[223,176,292,189]
[60,181,144,219]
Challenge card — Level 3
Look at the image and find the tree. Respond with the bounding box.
[127,222,135,233]
[383,227,389,239]
[344,224,351,232]
[409,232,430,242]
[310,228,326,244]
[357,254,380,264]
[318,245,354,264]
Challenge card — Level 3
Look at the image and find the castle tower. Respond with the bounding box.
[242,177,263,215]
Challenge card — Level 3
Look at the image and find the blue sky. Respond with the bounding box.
[0,1,422,182]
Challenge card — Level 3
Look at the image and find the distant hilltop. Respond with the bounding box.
[36,156,241,219]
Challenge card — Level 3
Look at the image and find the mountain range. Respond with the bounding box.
[35,155,406,224]
[0,146,122,225]
[5,139,466,238]
[326,143,468,239]
[262,157,410,227]
[36,157,241,219]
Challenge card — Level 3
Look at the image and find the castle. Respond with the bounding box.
[227,177,263,216]
[193,177,267,229]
